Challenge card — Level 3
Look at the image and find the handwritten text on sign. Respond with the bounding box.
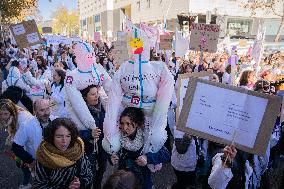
[189,23,220,53]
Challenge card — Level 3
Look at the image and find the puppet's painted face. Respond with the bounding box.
[73,43,94,71]
[130,38,144,55]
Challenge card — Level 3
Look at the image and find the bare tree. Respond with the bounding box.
[242,0,284,42]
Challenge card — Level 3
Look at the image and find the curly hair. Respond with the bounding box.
[43,118,79,148]
[119,107,145,129]
[103,170,140,189]
[80,84,99,99]
[0,99,18,136]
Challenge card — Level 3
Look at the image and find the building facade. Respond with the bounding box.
[78,0,284,41]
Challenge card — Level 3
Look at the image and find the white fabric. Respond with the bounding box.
[2,66,31,93]
[64,64,111,131]
[171,127,197,172]
[222,72,231,85]
[13,111,42,159]
[208,153,253,189]
[175,28,189,57]
[50,84,68,118]
[103,58,174,154]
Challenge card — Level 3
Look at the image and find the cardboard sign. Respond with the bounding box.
[10,20,42,49]
[178,77,281,156]
[94,32,101,42]
[113,40,130,66]
[176,71,213,123]
[189,23,220,53]
[45,35,72,45]
[239,39,248,47]
[160,34,173,50]
[42,27,52,34]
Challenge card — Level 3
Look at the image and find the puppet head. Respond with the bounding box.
[72,42,94,71]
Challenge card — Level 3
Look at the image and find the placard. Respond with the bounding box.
[42,27,52,34]
[45,35,72,45]
[94,32,101,42]
[178,77,281,156]
[9,20,42,49]
[113,40,130,66]
[176,71,213,123]
[160,34,173,50]
[239,39,248,47]
[189,23,220,53]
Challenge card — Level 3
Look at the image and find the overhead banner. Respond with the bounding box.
[189,23,220,53]
[10,19,42,49]
[178,77,281,156]
[44,35,73,45]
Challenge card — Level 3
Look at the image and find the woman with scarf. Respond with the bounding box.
[110,107,170,189]
[33,118,93,189]
[80,84,107,189]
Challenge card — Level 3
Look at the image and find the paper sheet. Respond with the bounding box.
[186,82,268,148]
[12,24,26,35]
[26,32,40,43]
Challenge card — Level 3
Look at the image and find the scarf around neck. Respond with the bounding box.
[36,137,84,169]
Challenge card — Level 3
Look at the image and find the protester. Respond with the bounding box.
[45,69,68,118]
[33,118,93,188]
[103,170,140,189]
[80,84,107,189]
[110,107,170,189]
[0,99,41,189]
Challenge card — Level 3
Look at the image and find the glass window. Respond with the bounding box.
[227,18,253,36]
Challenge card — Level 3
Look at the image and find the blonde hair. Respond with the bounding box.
[0,99,18,136]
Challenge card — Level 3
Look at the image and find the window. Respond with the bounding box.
[147,0,151,8]
[227,18,253,36]
[94,14,100,23]
[137,1,141,11]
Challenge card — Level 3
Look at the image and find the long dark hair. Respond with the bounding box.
[51,69,66,92]
[99,56,110,71]
[119,107,145,129]
[36,56,47,70]
[239,70,254,86]
[43,118,79,148]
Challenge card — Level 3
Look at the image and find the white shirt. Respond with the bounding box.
[13,111,42,159]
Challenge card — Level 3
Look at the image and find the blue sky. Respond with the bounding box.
[39,0,77,21]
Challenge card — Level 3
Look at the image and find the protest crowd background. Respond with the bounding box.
[1,12,284,189]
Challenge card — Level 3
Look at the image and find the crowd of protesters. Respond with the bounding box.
[0,33,284,189]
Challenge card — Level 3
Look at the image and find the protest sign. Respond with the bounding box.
[189,23,220,53]
[178,77,281,156]
[113,38,130,66]
[10,20,42,49]
[160,34,173,50]
[176,71,213,123]
[94,32,101,42]
[239,39,248,47]
[175,28,189,57]
[45,35,72,45]
[42,27,52,34]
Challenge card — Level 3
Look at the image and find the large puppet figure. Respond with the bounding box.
[102,20,174,156]
[64,42,111,131]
